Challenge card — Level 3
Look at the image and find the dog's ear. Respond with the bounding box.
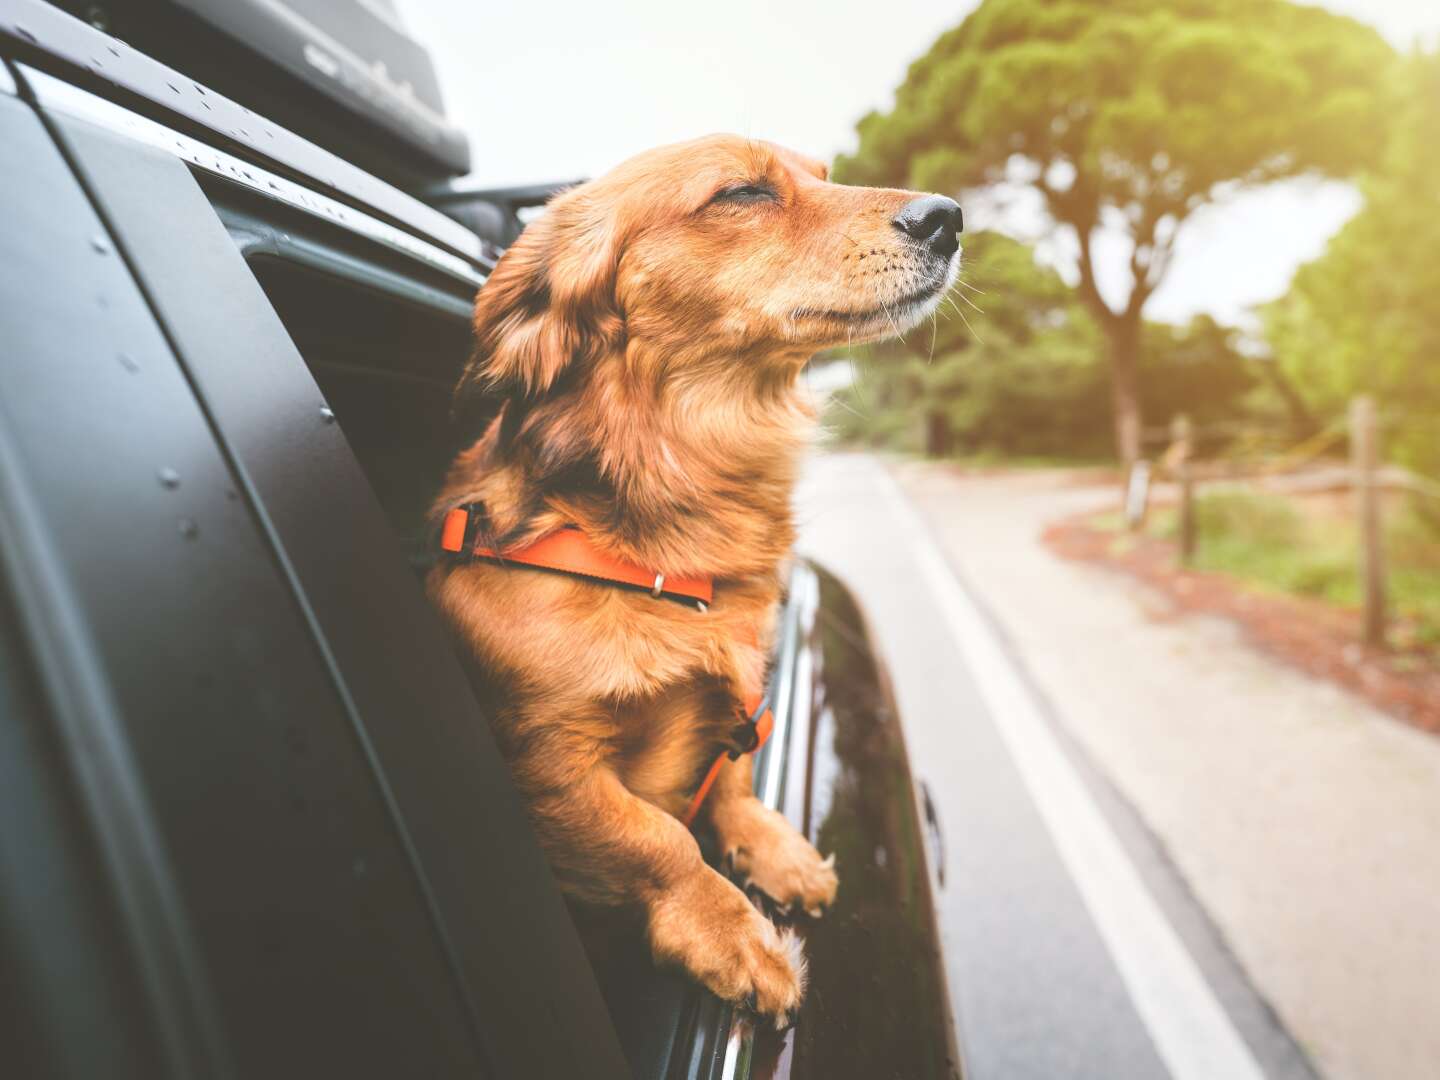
[453,189,622,429]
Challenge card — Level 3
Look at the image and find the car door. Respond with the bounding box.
[0,50,628,1080]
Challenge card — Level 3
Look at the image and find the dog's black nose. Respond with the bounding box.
[892,194,964,258]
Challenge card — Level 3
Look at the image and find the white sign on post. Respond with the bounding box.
[1125,460,1152,529]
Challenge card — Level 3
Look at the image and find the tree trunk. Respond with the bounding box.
[925,410,951,458]
[1102,311,1144,475]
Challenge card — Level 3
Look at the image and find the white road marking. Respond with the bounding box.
[875,463,1266,1080]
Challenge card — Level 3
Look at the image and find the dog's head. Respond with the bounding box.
[457,134,961,410]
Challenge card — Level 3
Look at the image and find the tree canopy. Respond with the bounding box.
[837,0,1395,467]
[1263,49,1440,480]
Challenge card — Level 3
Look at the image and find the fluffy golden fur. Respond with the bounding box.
[427,134,957,1023]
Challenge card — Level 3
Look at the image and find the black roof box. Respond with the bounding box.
[73,0,470,185]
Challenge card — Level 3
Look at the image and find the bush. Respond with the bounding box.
[1150,491,1440,639]
[1191,492,1305,549]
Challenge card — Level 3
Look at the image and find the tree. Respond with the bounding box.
[836,0,1393,472]
[1263,50,1440,481]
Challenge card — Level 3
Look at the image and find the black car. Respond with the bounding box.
[0,2,958,1076]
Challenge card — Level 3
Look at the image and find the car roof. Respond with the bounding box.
[1,0,493,270]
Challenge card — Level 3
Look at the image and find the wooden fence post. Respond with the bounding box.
[1171,414,1196,565]
[1350,396,1386,646]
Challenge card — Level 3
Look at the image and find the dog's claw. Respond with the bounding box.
[748,886,780,919]
[740,992,799,1033]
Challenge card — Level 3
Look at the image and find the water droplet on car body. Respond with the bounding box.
[319,405,335,424]
[90,235,110,254]
[178,517,198,539]
[157,467,180,489]
[117,352,140,373]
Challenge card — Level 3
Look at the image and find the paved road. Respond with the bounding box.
[794,453,1317,1080]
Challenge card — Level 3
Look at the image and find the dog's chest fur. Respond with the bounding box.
[430,555,781,809]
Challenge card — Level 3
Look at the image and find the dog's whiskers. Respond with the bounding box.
[879,298,905,344]
[850,346,873,416]
[826,391,868,422]
[950,296,985,345]
[953,287,985,315]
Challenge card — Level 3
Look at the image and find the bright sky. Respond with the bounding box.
[400,0,1440,327]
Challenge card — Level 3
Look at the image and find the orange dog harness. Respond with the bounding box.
[439,505,774,827]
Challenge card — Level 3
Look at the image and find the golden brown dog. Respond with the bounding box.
[427,134,961,1024]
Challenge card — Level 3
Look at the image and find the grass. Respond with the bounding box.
[1126,491,1440,647]
[956,451,1116,471]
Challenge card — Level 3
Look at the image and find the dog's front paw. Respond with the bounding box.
[714,798,838,918]
[647,868,806,1028]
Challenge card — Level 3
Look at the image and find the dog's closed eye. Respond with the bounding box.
[708,183,779,207]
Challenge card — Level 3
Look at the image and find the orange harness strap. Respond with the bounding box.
[439,504,772,827]
[681,691,774,827]
[440,507,714,607]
